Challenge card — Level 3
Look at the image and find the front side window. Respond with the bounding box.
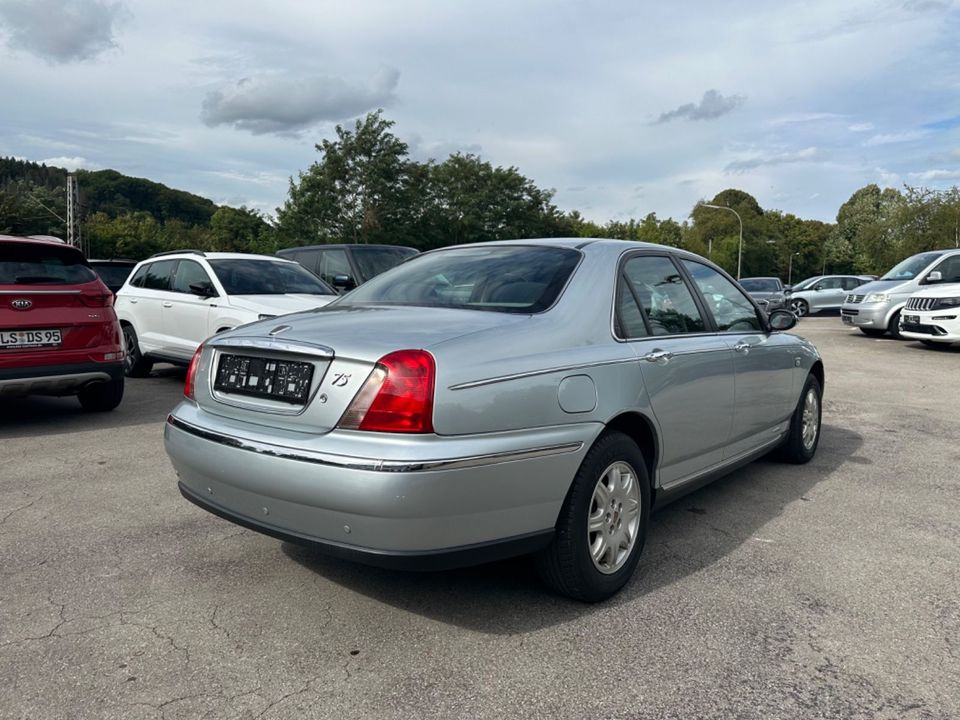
[172,260,213,293]
[931,255,960,283]
[621,255,705,335]
[682,260,763,333]
[881,251,944,281]
[207,259,335,296]
[339,245,581,314]
[317,250,353,286]
[143,260,177,291]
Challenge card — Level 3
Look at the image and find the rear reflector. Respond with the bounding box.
[184,344,204,400]
[339,350,435,433]
[79,292,114,308]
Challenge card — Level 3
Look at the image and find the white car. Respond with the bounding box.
[900,282,960,347]
[116,251,337,376]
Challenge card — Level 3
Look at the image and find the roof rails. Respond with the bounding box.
[148,249,207,259]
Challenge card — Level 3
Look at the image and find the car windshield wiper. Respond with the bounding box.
[14,275,68,284]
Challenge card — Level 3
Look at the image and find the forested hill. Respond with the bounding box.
[0,157,217,227]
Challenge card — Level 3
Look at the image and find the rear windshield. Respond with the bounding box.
[351,246,418,281]
[740,278,781,292]
[0,243,97,285]
[337,245,581,314]
[880,251,944,281]
[208,259,336,295]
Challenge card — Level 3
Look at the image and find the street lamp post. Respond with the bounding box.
[700,203,744,279]
[788,251,800,285]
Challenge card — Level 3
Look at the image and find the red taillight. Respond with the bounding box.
[79,291,114,307]
[184,344,204,400]
[339,350,435,433]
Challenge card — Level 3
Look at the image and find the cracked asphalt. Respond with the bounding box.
[1,318,958,719]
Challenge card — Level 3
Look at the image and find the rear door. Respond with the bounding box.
[165,259,218,359]
[618,253,735,487]
[134,260,178,354]
[681,259,798,458]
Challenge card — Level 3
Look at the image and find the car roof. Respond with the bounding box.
[143,252,300,262]
[278,244,417,251]
[740,276,779,281]
[0,234,77,248]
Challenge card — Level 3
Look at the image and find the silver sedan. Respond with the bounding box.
[165,239,824,601]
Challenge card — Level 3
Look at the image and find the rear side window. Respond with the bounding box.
[317,249,353,286]
[0,243,97,285]
[143,260,177,291]
[841,277,865,290]
[621,255,705,335]
[129,265,148,288]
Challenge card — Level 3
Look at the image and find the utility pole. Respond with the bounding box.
[66,174,84,255]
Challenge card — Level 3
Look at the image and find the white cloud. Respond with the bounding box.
[908,168,960,182]
[655,89,745,124]
[848,122,875,132]
[0,0,127,63]
[39,156,98,170]
[725,147,819,173]
[200,68,400,136]
[864,130,928,146]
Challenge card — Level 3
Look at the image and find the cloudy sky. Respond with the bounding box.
[1,0,959,223]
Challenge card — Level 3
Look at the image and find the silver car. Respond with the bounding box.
[165,239,824,601]
[739,277,788,312]
[788,275,873,317]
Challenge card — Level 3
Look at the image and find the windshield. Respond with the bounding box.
[791,276,820,291]
[740,278,781,292]
[0,243,97,285]
[880,251,945,281]
[208,259,336,295]
[338,245,581,314]
[351,246,418,281]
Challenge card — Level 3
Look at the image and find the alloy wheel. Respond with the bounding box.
[790,299,808,317]
[801,388,820,450]
[587,461,641,574]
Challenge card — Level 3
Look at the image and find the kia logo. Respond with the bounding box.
[10,299,32,310]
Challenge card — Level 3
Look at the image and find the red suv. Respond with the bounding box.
[0,235,125,410]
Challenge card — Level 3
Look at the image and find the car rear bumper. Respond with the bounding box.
[0,361,124,397]
[164,405,596,564]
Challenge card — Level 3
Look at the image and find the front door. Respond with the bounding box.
[165,259,216,359]
[681,260,797,458]
[618,254,735,487]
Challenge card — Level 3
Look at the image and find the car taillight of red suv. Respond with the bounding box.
[0,235,125,411]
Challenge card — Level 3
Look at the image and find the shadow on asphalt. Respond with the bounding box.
[0,365,185,439]
[284,422,864,634]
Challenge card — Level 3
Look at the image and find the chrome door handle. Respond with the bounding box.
[734,341,751,354]
[162,302,173,308]
[641,350,673,364]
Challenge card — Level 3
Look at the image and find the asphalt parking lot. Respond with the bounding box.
[1,317,958,720]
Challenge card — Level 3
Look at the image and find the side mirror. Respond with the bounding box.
[768,308,798,331]
[783,285,792,294]
[332,274,357,291]
[189,281,218,298]
[925,270,943,284]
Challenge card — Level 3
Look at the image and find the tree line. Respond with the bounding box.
[3,111,959,282]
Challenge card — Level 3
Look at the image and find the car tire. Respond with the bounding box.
[123,325,153,378]
[859,328,885,337]
[77,375,124,412]
[774,374,822,464]
[535,431,650,602]
[790,299,809,317]
[887,310,904,340]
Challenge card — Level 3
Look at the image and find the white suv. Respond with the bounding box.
[115,251,336,376]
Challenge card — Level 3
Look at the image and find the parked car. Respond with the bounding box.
[0,235,124,410]
[165,239,824,602]
[841,249,960,338]
[116,251,337,377]
[739,277,788,312]
[899,256,960,346]
[277,244,418,292]
[88,259,137,295]
[787,275,873,317]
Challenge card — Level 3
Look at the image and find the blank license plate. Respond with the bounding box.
[903,315,920,324]
[214,354,314,404]
[0,328,62,348]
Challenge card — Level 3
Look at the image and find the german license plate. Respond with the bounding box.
[214,354,314,404]
[0,328,62,348]
[842,315,854,325]
[903,315,920,325]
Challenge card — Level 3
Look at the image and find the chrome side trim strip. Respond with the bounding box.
[205,336,335,359]
[449,357,634,390]
[0,289,82,295]
[166,415,583,473]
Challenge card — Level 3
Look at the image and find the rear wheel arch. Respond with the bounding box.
[603,412,659,489]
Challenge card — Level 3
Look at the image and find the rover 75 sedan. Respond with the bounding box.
[164,239,824,601]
